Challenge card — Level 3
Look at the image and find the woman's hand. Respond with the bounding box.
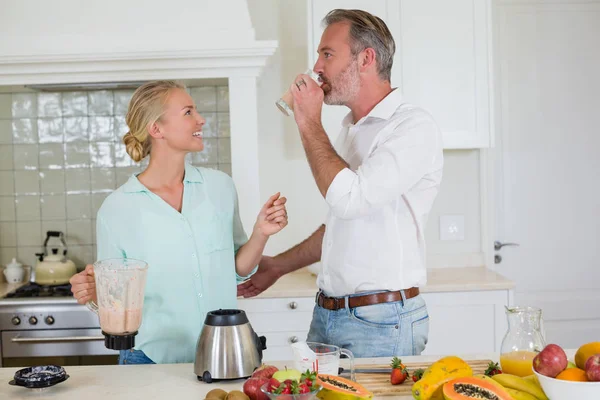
[254,192,288,238]
[69,264,97,305]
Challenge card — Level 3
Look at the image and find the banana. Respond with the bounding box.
[491,374,548,400]
[505,387,539,400]
[474,374,510,392]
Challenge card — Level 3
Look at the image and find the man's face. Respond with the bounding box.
[314,22,361,106]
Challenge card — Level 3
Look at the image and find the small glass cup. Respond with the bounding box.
[276,69,323,116]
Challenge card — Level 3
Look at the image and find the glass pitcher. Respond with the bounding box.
[86,258,148,350]
[291,342,355,381]
[500,306,546,377]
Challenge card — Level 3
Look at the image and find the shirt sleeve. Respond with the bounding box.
[230,181,256,283]
[325,112,442,219]
[95,214,125,261]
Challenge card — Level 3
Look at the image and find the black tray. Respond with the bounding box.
[8,365,69,389]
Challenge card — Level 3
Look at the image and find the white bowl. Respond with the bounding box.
[534,370,600,399]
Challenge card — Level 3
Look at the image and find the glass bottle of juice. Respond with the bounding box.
[499,306,546,377]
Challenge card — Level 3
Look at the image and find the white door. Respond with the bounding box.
[493,1,600,348]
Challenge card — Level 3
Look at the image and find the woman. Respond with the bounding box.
[70,80,288,364]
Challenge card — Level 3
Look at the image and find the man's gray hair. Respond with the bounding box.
[323,9,396,82]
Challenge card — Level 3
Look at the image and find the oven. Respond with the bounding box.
[0,284,118,367]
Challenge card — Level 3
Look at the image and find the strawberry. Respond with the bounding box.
[390,356,408,385]
[484,361,503,377]
[412,368,424,382]
[298,384,310,394]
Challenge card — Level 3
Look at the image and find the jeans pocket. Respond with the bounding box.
[350,302,400,328]
[411,314,429,355]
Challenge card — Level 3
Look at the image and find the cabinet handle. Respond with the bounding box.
[289,336,299,343]
[288,301,298,310]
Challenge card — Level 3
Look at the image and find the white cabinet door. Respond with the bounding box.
[307,0,494,149]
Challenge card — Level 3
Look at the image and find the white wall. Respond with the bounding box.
[247,0,483,266]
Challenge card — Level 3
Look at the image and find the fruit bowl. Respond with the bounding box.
[260,382,322,400]
[534,371,600,399]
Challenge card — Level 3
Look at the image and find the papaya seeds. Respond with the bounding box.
[205,388,229,400]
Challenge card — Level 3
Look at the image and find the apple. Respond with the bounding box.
[252,364,279,379]
[533,344,568,378]
[567,361,577,369]
[272,368,302,382]
[243,377,269,400]
[585,354,600,382]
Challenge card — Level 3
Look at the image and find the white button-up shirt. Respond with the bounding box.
[318,89,444,296]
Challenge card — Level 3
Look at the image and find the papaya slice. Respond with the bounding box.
[316,374,373,400]
[442,376,512,400]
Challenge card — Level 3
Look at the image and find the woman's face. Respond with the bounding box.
[155,88,205,153]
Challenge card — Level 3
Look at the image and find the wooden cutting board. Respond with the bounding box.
[349,359,493,397]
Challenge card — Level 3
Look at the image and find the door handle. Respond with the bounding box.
[11,336,105,343]
[494,241,520,251]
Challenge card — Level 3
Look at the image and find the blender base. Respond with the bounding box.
[102,331,138,350]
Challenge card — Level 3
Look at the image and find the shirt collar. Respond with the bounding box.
[341,87,402,127]
[122,162,204,193]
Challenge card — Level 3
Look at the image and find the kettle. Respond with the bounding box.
[35,231,77,286]
[194,309,266,383]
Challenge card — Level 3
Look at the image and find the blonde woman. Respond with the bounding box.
[70,81,288,364]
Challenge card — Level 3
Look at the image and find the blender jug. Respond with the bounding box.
[86,258,148,350]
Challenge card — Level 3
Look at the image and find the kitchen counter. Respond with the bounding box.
[0,353,499,400]
[248,266,515,299]
[0,281,28,299]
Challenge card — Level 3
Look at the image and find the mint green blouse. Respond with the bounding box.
[96,163,253,363]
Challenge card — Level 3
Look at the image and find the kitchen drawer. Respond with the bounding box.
[247,311,313,333]
[260,330,309,348]
[263,345,298,362]
[238,297,315,314]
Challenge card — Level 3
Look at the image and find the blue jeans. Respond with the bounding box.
[307,291,429,358]
[119,349,155,365]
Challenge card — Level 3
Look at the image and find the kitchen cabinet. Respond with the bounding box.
[307,0,494,149]
[238,288,510,361]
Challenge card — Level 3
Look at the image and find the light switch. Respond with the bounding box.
[440,215,465,241]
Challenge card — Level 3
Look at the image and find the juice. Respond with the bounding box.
[500,350,537,376]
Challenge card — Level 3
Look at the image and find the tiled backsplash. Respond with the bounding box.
[0,85,231,270]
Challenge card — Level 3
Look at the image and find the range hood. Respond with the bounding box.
[0,0,278,233]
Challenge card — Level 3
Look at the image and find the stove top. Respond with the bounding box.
[5,283,73,299]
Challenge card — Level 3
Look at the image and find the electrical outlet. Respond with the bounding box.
[440,215,465,241]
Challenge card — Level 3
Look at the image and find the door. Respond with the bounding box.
[493,1,600,347]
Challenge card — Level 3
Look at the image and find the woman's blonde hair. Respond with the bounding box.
[123,80,185,162]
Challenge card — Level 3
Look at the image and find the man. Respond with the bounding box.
[238,9,443,358]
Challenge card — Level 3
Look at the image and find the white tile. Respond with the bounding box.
[41,221,67,240]
[0,120,12,144]
[13,144,39,170]
[16,221,41,247]
[89,117,114,141]
[11,93,37,118]
[65,169,91,194]
[191,87,217,112]
[113,90,134,115]
[0,197,16,221]
[17,246,41,268]
[66,194,92,219]
[38,118,64,143]
[37,93,62,117]
[217,138,231,163]
[115,167,139,187]
[0,171,15,195]
[91,168,115,192]
[0,145,14,170]
[15,195,41,221]
[67,245,93,270]
[0,222,17,247]
[113,116,128,140]
[90,142,114,167]
[0,94,11,119]
[217,86,229,111]
[88,91,113,116]
[41,195,66,220]
[217,112,230,138]
[0,247,19,266]
[114,142,135,167]
[201,113,217,138]
[92,192,109,217]
[67,219,92,245]
[12,119,38,144]
[218,163,232,176]
[39,143,64,169]
[65,142,90,168]
[40,170,65,194]
[14,170,40,195]
[62,92,88,116]
[193,138,218,164]
[64,117,89,142]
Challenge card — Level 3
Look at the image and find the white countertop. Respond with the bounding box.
[0,353,498,400]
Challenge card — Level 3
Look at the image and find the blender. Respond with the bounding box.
[86,258,148,350]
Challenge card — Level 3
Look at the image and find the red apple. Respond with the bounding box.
[266,378,281,392]
[252,364,279,379]
[243,377,269,400]
[585,354,600,382]
[533,344,568,378]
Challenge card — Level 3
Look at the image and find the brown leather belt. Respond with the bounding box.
[316,288,420,310]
